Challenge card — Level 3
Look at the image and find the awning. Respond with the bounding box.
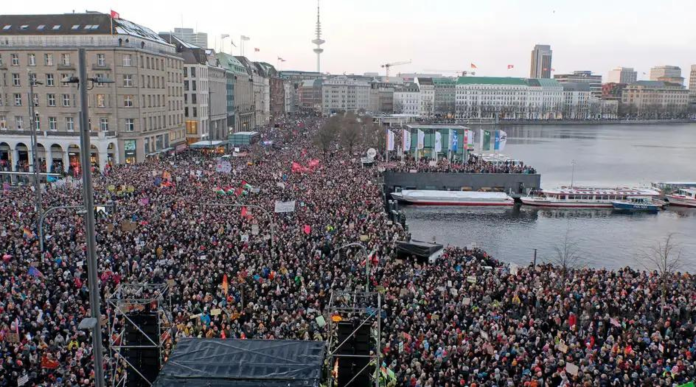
[190,140,229,148]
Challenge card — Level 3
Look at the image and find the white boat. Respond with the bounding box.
[651,181,696,194]
[391,190,514,206]
[520,186,661,208]
[666,188,696,208]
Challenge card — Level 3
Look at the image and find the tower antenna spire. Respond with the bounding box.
[312,0,325,73]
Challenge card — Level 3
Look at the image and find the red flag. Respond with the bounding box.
[507,64,514,69]
[241,207,252,219]
[254,48,260,52]
[110,10,120,19]
[308,159,320,169]
[222,274,229,295]
[292,162,308,173]
[551,68,556,72]
[303,225,311,235]
[470,63,477,69]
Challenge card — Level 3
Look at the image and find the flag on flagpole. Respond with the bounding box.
[470,63,477,69]
[254,48,260,52]
[110,10,120,19]
[403,130,411,152]
[498,130,508,151]
[494,130,501,151]
[483,130,492,151]
[434,131,442,153]
[278,57,286,62]
[507,64,514,69]
[466,130,475,149]
[451,130,458,152]
[241,35,250,41]
[417,130,425,150]
[387,130,395,151]
[551,68,556,72]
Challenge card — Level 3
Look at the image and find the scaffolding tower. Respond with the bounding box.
[106,283,172,387]
[326,290,382,387]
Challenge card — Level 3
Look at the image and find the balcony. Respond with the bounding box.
[92,64,112,71]
[0,129,116,138]
[57,63,76,70]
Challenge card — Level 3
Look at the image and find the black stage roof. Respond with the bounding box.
[153,338,325,387]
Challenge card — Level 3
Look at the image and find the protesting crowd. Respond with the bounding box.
[0,115,694,387]
[388,155,537,175]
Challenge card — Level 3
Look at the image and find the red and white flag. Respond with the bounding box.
[110,10,120,19]
[254,48,260,52]
[470,63,477,69]
[507,64,514,69]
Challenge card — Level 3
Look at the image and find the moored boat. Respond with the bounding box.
[666,188,696,208]
[651,181,696,195]
[391,190,514,206]
[611,196,664,213]
[520,186,661,208]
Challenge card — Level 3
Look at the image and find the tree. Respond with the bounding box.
[315,115,340,156]
[640,233,682,301]
[393,99,404,114]
[551,228,583,291]
[339,113,361,154]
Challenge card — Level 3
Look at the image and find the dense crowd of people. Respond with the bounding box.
[388,155,537,174]
[0,116,694,386]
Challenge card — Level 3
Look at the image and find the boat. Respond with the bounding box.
[666,188,696,208]
[651,181,696,195]
[520,186,661,208]
[391,190,514,206]
[611,196,664,213]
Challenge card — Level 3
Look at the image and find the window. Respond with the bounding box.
[11,54,19,66]
[20,25,29,30]
[29,73,37,85]
[62,94,70,107]
[28,54,36,66]
[192,81,196,91]
[61,53,70,66]
[46,73,54,86]
[97,94,105,108]
[97,54,105,67]
[32,94,39,107]
[192,94,197,104]
[66,117,74,131]
[48,117,57,131]
[124,95,133,107]
[184,81,189,91]
[47,94,56,106]
[125,118,135,132]
[15,116,23,129]
[184,94,188,104]
[122,54,132,67]
[193,107,197,117]
[71,25,80,30]
[12,73,20,86]
[184,107,188,117]
[123,74,133,87]
[190,67,196,77]
[34,114,40,130]
[52,25,61,31]
[0,116,6,129]
[2,25,11,31]
[0,55,3,67]
[14,94,22,106]
[37,25,45,31]
[183,67,188,77]
[99,117,109,131]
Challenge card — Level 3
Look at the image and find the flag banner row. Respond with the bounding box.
[479,129,507,151]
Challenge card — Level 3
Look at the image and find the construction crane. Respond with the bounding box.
[381,60,411,81]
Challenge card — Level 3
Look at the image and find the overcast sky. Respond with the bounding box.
[4,0,696,81]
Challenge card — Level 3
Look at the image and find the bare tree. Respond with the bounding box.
[339,113,361,154]
[314,115,340,156]
[640,233,682,300]
[551,228,583,290]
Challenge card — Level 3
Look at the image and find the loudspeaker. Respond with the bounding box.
[337,357,371,387]
[123,313,161,387]
[336,321,371,356]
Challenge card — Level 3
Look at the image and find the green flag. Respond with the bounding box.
[483,130,491,151]
[679,382,695,387]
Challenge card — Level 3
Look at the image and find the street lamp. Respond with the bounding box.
[339,243,376,292]
[27,71,43,224]
[61,49,114,387]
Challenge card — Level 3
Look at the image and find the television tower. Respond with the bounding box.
[312,0,325,73]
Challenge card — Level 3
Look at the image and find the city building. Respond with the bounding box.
[414,77,434,118]
[368,82,395,114]
[602,83,627,101]
[530,44,552,79]
[608,67,637,84]
[689,65,696,105]
[298,79,322,112]
[433,78,457,118]
[0,13,185,170]
[393,83,420,115]
[455,77,563,120]
[621,81,689,111]
[169,27,208,49]
[321,75,370,115]
[561,83,598,119]
[216,52,254,132]
[649,65,684,85]
[284,81,296,114]
[553,71,603,99]
[207,59,228,141]
[235,56,269,127]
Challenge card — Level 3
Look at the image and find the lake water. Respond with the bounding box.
[403,123,696,269]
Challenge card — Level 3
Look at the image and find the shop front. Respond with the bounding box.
[124,140,137,164]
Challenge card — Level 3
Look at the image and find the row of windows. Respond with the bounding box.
[6,93,74,107]
[0,114,127,132]
[0,52,182,72]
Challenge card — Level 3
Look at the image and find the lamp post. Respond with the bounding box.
[27,71,43,224]
[62,48,115,387]
[339,242,373,292]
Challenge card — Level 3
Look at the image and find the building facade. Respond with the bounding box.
[415,77,434,118]
[602,83,627,101]
[553,71,603,99]
[368,82,394,114]
[433,78,456,118]
[530,44,552,79]
[283,81,296,114]
[208,65,228,141]
[0,13,185,170]
[608,67,637,84]
[393,83,420,115]
[216,53,253,131]
[321,76,370,115]
[690,65,696,106]
[621,81,689,109]
[649,65,684,85]
[298,79,322,112]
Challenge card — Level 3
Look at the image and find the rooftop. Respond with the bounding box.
[457,77,528,86]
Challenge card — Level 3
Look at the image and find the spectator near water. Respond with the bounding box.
[0,116,693,386]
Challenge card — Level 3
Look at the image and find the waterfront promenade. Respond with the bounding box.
[0,117,695,386]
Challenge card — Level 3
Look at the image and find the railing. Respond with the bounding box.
[92,64,112,71]
[57,64,76,70]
